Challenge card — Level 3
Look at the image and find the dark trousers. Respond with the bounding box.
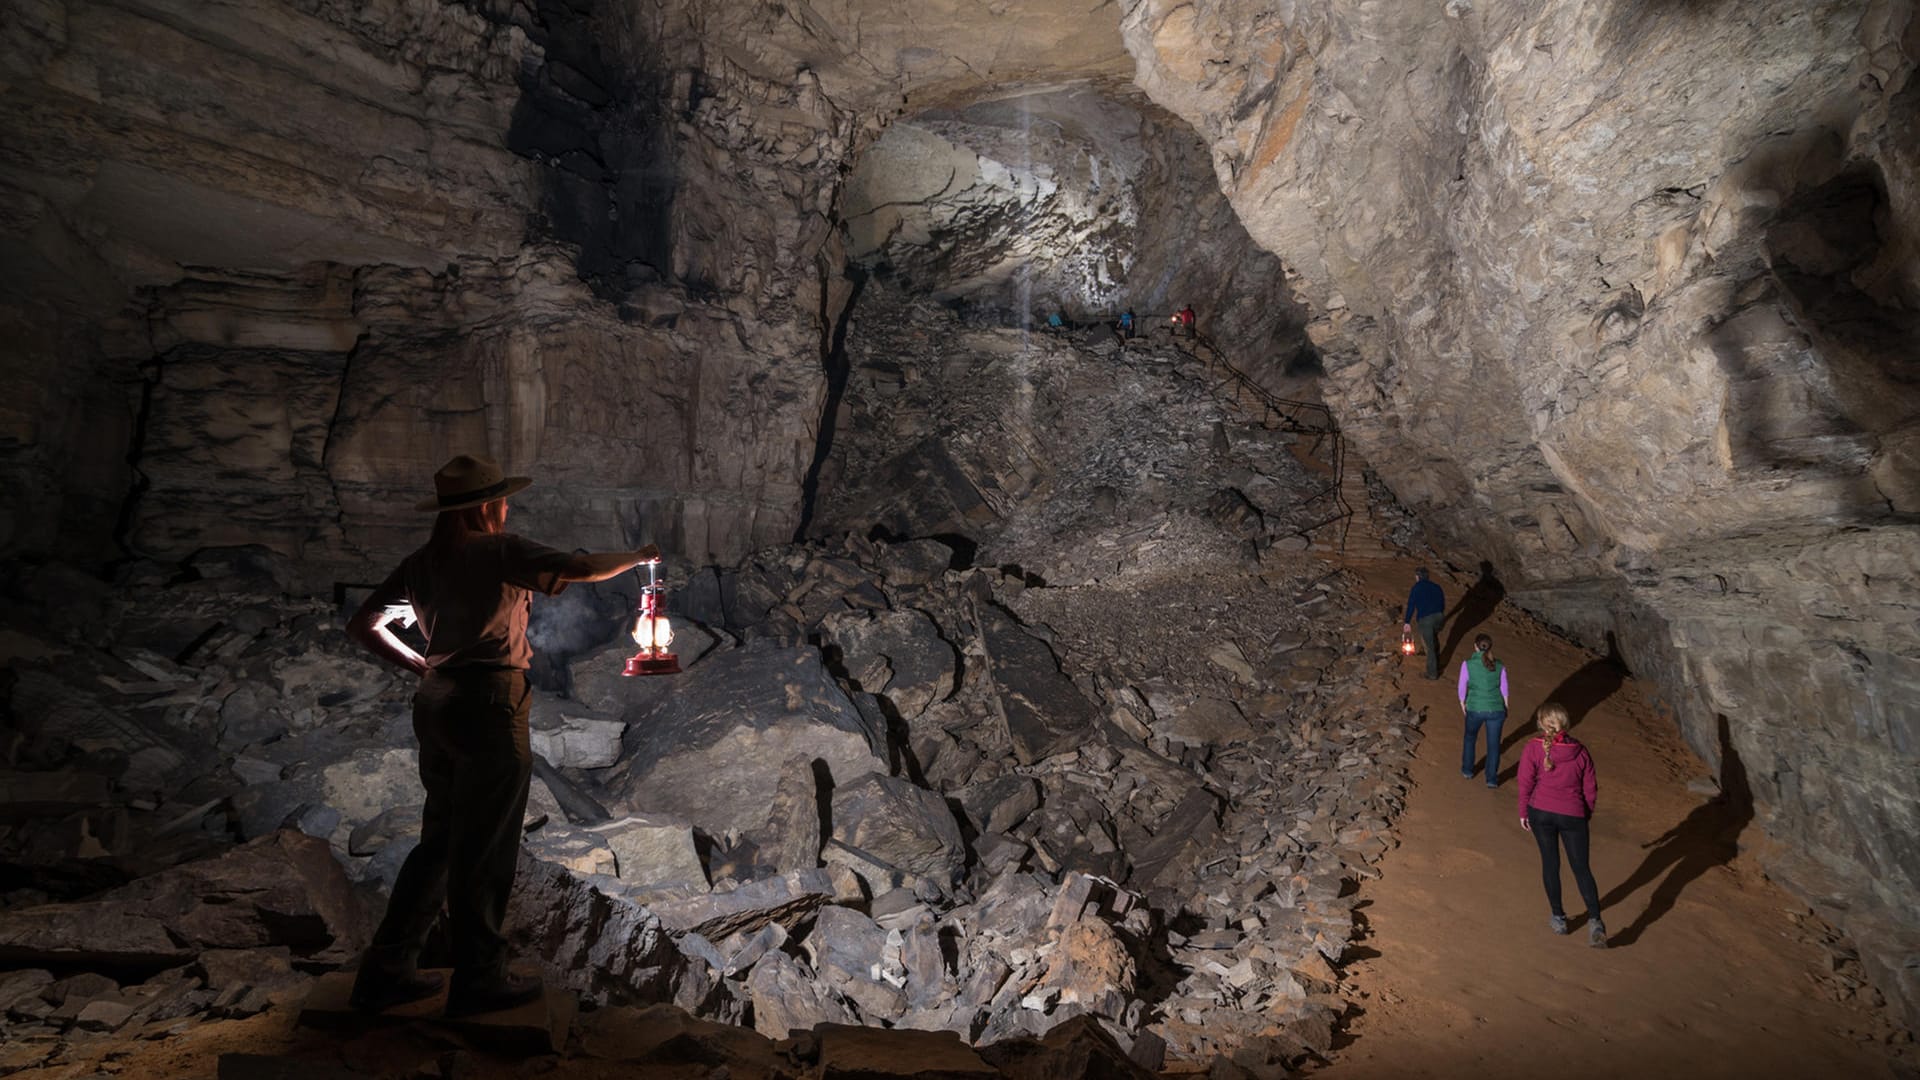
[1415,612,1444,677]
[367,668,532,980]
[1529,807,1603,921]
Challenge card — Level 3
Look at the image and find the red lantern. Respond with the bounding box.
[622,558,681,677]
[1400,629,1417,656]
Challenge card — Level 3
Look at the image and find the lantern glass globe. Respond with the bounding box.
[632,614,674,650]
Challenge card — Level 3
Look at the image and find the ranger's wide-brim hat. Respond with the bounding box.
[414,454,533,512]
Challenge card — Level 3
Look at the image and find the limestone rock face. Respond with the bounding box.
[1119,0,1920,1024]
[0,0,857,583]
[840,87,1310,374]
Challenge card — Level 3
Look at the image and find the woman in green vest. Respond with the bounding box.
[1458,632,1510,788]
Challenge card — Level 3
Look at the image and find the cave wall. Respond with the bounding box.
[840,84,1311,374]
[0,0,1156,587]
[1119,0,1920,1023]
[0,0,873,586]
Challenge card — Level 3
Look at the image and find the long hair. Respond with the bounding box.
[427,502,499,559]
[1475,632,1496,671]
[1537,702,1571,772]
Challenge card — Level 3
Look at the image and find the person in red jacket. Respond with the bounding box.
[1517,702,1607,947]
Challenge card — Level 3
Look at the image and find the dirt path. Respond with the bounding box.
[1315,555,1909,1079]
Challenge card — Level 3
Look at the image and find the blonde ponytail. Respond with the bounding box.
[1537,703,1570,772]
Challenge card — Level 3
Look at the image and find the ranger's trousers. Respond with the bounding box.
[366,667,532,979]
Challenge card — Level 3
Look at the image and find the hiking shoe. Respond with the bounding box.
[445,972,544,1017]
[349,968,445,1013]
[1461,771,1474,780]
[1549,914,1568,935]
[1486,781,1499,790]
[1588,920,1608,948]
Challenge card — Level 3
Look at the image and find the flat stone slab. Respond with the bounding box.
[298,970,573,1055]
[217,1054,363,1080]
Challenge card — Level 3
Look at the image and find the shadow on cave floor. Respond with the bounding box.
[1503,630,1629,755]
[1439,559,1504,670]
[1598,714,1754,947]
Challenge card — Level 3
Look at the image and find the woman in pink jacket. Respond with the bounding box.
[1517,703,1607,947]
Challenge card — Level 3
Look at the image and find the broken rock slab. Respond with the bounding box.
[529,712,627,769]
[977,605,1099,765]
[0,830,365,971]
[751,754,824,873]
[609,644,886,837]
[647,868,838,941]
[507,852,685,1003]
[956,775,1041,836]
[819,608,957,719]
[747,949,855,1039]
[831,772,968,885]
[588,815,708,889]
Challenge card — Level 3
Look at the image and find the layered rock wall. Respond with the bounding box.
[840,86,1311,373]
[1120,0,1920,1022]
[0,0,865,585]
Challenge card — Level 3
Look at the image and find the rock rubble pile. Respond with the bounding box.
[0,308,1420,1074]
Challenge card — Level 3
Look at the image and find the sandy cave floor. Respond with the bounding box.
[1313,555,1916,1080]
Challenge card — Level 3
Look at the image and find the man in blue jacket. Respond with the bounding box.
[1403,567,1447,679]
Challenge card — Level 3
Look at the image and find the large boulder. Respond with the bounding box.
[608,645,886,837]
[508,852,687,1004]
[978,607,1099,765]
[830,773,967,885]
[819,608,957,720]
[589,815,708,889]
[747,949,855,1039]
[0,831,365,970]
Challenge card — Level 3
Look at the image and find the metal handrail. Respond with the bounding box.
[1173,330,1356,550]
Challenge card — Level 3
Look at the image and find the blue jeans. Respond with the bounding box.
[1462,709,1505,784]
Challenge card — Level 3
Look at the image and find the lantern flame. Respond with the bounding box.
[631,613,674,650]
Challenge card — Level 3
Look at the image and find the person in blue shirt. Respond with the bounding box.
[1403,566,1447,679]
[1120,309,1135,339]
[1047,310,1065,332]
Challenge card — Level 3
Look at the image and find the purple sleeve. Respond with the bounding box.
[1457,663,1469,702]
[1500,668,1509,700]
[1584,754,1599,814]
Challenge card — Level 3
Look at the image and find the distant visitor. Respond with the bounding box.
[1402,567,1446,680]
